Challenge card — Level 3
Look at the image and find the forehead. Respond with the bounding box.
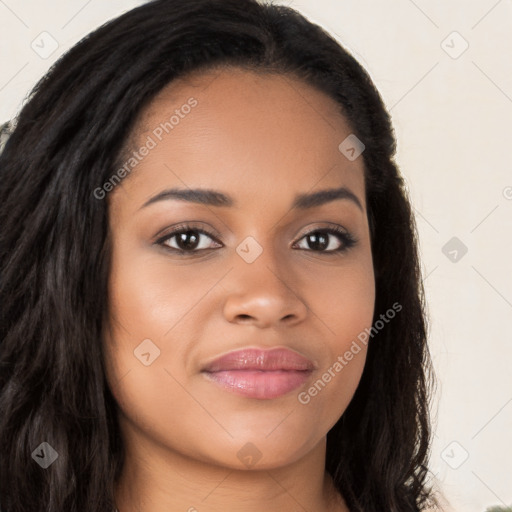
[114,67,366,212]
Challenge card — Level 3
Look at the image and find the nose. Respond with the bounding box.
[222,243,308,329]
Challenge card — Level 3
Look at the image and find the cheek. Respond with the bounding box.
[303,250,376,344]
[299,258,375,415]
[103,246,222,424]
[103,252,199,447]
[330,269,375,340]
[107,245,213,339]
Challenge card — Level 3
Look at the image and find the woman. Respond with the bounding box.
[0,0,440,510]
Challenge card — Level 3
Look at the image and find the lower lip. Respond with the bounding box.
[202,369,312,399]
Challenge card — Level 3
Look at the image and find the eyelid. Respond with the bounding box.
[298,222,351,238]
[154,221,222,244]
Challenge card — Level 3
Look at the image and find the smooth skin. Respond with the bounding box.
[104,67,375,512]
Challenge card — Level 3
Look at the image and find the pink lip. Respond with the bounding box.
[201,348,315,399]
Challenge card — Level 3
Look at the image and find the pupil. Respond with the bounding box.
[178,231,199,250]
[309,233,328,251]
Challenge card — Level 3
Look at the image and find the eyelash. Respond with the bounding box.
[155,223,358,256]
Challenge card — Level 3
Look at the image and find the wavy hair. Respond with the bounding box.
[0,0,438,510]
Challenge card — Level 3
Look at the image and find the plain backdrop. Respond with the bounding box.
[1,1,511,511]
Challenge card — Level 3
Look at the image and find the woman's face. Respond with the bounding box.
[104,67,375,470]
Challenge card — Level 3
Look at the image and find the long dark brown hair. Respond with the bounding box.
[0,1,438,510]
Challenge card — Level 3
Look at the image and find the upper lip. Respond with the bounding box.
[201,347,316,372]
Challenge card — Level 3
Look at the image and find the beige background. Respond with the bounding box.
[1,1,511,510]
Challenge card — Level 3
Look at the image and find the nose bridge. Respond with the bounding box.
[222,231,306,326]
[234,232,289,290]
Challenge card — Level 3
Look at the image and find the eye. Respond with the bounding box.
[155,223,357,256]
[293,226,357,254]
[156,223,222,254]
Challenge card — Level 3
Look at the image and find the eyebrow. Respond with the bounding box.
[140,186,364,212]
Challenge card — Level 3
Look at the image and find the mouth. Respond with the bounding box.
[201,348,315,400]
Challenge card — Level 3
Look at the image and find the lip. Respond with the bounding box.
[201,348,316,399]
